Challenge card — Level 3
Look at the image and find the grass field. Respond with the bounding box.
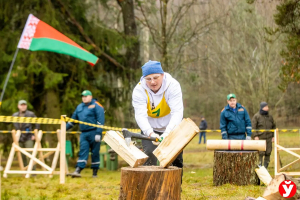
[1,132,300,199]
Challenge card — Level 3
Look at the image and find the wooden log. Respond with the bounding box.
[119,166,182,200]
[207,140,266,151]
[213,150,259,186]
[153,118,200,168]
[103,131,148,167]
[263,174,300,200]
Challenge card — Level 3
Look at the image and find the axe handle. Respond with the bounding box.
[123,130,161,142]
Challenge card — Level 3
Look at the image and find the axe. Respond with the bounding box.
[122,129,162,147]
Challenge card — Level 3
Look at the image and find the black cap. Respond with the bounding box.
[260,102,268,109]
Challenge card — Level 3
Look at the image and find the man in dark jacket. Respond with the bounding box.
[220,94,252,140]
[67,90,105,178]
[12,100,40,169]
[199,116,207,144]
[252,102,276,169]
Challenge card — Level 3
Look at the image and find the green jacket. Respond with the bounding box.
[251,112,276,139]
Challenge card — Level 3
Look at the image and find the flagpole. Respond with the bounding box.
[0,48,19,110]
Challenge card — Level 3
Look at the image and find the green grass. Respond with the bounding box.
[1,132,299,199]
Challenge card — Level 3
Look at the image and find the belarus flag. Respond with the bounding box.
[17,14,98,66]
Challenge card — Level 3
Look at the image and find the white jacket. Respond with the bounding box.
[132,73,183,136]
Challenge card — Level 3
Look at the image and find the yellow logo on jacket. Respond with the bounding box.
[145,90,171,118]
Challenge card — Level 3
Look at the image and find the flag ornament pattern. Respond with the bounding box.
[17,14,98,65]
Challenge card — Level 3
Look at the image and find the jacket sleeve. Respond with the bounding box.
[220,111,228,139]
[204,121,208,130]
[95,103,105,134]
[244,108,252,136]
[32,112,40,130]
[132,86,153,136]
[251,114,258,138]
[12,113,19,130]
[165,81,184,134]
[66,107,78,130]
[271,116,276,129]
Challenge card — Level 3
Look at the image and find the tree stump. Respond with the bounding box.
[213,150,259,186]
[119,166,182,200]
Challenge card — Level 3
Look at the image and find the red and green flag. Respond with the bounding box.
[17,14,98,66]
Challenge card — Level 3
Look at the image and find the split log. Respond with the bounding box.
[213,150,259,186]
[103,131,148,167]
[207,140,266,151]
[263,174,300,200]
[119,166,182,200]
[153,118,200,168]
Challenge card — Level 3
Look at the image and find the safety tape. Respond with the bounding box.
[0,116,140,133]
[0,116,60,124]
[64,117,140,133]
[0,130,107,135]
[1,116,299,134]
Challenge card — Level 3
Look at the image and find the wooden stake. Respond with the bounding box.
[14,130,24,170]
[3,130,19,178]
[274,128,280,176]
[50,130,61,178]
[13,144,52,171]
[60,115,66,184]
[25,130,43,178]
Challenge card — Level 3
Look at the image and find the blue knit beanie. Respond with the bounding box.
[141,60,164,77]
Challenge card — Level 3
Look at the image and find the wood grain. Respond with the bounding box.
[153,118,200,168]
[103,131,148,167]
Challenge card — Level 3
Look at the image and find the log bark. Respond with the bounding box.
[119,166,182,200]
[213,150,259,186]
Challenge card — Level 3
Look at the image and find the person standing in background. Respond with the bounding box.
[12,100,40,170]
[252,102,276,169]
[199,116,207,144]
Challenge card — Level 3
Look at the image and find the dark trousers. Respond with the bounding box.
[199,132,206,144]
[258,137,273,168]
[77,130,101,169]
[141,131,183,168]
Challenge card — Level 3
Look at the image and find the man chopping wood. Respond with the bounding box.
[220,94,252,140]
[132,60,184,167]
[252,102,276,169]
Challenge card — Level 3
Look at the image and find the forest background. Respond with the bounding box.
[1,0,300,155]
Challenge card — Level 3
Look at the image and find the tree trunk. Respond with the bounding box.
[213,150,259,186]
[119,166,181,200]
[117,0,140,70]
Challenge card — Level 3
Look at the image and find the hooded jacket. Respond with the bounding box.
[132,73,183,136]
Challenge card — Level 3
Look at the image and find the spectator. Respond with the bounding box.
[12,100,39,169]
[220,94,252,140]
[199,116,207,144]
[252,102,276,169]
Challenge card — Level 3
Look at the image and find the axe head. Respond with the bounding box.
[122,128,159,147]
[122,128,131,147]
